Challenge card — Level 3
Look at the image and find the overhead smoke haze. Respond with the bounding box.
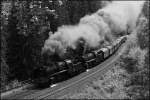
[42,0,145,57]
[97,1,145,34]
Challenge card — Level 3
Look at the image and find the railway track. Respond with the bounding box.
[2,39,128,99]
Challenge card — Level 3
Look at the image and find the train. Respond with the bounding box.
[32,35,127,86]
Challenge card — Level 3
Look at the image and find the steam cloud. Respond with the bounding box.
[42,1,145,57]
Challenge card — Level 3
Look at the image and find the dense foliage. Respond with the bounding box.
[115,3,149,99]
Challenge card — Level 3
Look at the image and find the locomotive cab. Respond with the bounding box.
[65,59,86,76]
[82,52,97,69]
[65,59,74,75]
[92,49,104,64]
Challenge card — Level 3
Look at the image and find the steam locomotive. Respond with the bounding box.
[32,36,127,86]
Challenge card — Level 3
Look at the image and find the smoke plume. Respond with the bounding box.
[42,1,145,57]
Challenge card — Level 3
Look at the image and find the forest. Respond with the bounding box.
[1,0,108,91]
[1,0,149,99]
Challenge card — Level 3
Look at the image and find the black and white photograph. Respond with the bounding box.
[1,0,149,99]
